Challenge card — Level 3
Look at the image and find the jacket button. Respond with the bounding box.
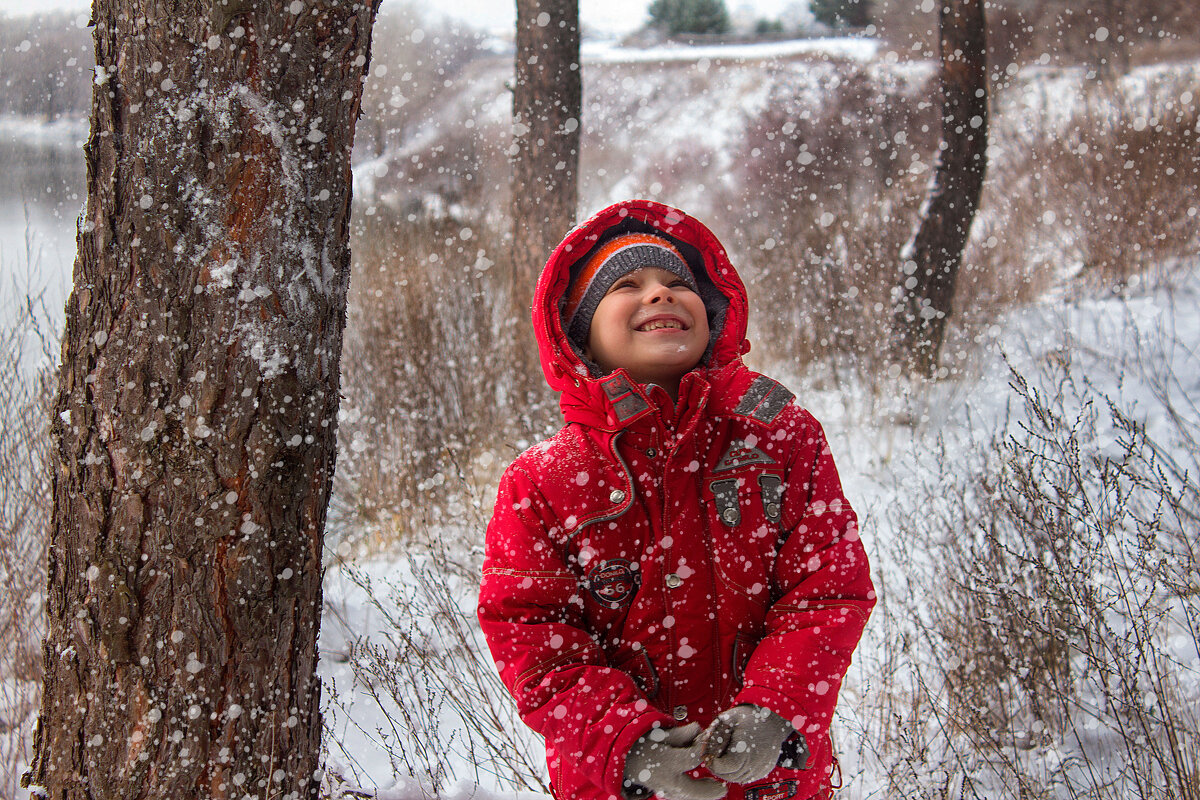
[665,574,682,589]
[609,489,626,504]
[646,448,657,458]
[766,502,781,518]
[721,507,739,525]
[673,705,688,721]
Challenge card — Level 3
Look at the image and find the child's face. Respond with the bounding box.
[584,267,709,393]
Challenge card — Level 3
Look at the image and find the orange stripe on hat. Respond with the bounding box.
[562,233,694,332]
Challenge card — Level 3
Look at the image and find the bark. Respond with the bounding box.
[510,0,582,315]
[891,0,988,376]
[24,1,378,798]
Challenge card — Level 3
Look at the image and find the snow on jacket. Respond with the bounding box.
[478,200,875,800]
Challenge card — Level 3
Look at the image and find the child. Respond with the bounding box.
[478,200,875,800]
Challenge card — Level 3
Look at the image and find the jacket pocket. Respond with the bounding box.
[703,472,779,605]
[725,631,757,700]
[615,648,660,699]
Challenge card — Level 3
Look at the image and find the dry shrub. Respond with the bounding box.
[862,353,1200,799]
[725,61,938,381]
[0,292,55,797]
[1051,82,1199,292]
[962,72,1200,318]
[872,0,1200,69]
[332,208,556,549]
[721,60,1197,386]
[322,542,548,797]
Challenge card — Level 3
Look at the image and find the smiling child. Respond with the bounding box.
[478,200,875,800]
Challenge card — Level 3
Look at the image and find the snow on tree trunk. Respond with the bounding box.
[510,0,581,314]
[891,0,988,377]
[23,1,378,798]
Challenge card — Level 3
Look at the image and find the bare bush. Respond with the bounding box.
[873,0,1200,69]
[961,71,1200,316]
[722,60,1198,387]
[0,289,55,797]
[724,61,938,381]
[321,537,548,797]
[332,208,556,549]
[857,346,1200,798]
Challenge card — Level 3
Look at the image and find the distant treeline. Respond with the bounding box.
[0,5,486,141]
[0,12,93,119]
[3,0,1198,125]
[877,0,1200,68]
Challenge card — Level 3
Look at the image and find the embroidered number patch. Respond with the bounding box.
[584,559,641,607]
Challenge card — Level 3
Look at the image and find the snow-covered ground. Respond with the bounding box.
[3,31,1197,800]
[318,250,1200,797]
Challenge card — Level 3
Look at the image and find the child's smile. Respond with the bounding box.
[584,266,709,398]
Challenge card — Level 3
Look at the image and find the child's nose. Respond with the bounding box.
[646,283,676,303]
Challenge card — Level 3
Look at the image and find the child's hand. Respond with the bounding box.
[700,705,795,784]
[623,722,728,800]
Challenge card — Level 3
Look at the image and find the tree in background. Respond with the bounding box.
[648,0,732,36]
[23,0,378,796]
[510,0,582,315]
[810,0,871,29]
[891,0,988,376]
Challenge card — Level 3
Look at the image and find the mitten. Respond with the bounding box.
[623,722,728,800]
[700,705,795,784]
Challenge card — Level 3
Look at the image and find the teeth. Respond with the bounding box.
[639,320,683,331]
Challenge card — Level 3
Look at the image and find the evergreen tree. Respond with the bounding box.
[648,0,731,35]
[810,0,871,29]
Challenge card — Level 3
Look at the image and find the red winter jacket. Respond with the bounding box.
[478,200,875,800]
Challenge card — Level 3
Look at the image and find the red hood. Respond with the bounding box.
[533,200,751,428]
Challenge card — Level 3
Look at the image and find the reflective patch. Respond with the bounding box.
[745,781,799,800]
[602,374,650,422]
[733,376,795,424]
[584,559,641,607]
[602,374,636,400]
[710,479,741,527]
[759,474,783,523]
[714,439,776,472]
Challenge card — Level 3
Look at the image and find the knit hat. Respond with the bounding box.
[563,232,698,346]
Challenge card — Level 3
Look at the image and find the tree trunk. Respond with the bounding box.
[24,1,378,798]
[510,0,582,315]
[891,0,987,377]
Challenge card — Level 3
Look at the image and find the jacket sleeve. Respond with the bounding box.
[734,410,875,749]
[478,463,674,794]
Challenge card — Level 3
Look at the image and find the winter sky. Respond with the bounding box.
[0,0,801,36]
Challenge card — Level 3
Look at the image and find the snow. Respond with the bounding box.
[318,261,1200,796]
[0,113,85,150]
[582,37,879,65]
[3,27,1198,800]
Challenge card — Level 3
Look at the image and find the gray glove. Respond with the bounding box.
[624,722,728,800]
[700,705,795,784]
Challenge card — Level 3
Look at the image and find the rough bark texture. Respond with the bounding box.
[510,0,581,315]
[24,1,378,798]
[891,0,988,376]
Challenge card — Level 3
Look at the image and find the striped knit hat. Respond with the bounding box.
[563,232,698,346]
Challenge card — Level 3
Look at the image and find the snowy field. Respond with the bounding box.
[314,258,1200,798]
[1,28,1197,800]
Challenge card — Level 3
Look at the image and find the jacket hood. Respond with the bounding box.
[532,199,751,427]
